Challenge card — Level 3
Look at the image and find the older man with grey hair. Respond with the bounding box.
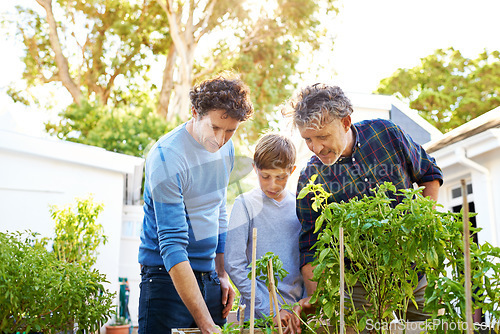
[283,83,443,333]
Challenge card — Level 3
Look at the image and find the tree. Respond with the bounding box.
[376,48,500,132]
[10,0,169,108]
[45,100,175,158]
[9,0,339,154]
[155,0,338,121]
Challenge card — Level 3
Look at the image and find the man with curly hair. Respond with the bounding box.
[138,74,254,334]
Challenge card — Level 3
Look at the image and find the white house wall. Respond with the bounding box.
[120,205,144,326]
[351,107,389,123]
[0,147,125,313]
[472,153,500,246]
[432,133,500,247]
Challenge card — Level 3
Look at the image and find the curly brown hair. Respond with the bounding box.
[190,74,254,121]
[283,83,353,128]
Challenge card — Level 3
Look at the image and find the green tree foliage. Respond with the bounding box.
[10,0,169,107]
[9,0,339,153]
[155,0,337,121]
[45,100,175,157]
[376,48,500,132]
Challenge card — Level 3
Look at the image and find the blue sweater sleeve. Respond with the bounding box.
[216,142,234,254]
[148,149,190,271]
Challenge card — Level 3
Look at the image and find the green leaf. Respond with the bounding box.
[297,186,311,200]
[314,215,325,234]
[426,247,438,268]
[312,200,318,212]
[323,300,334,319]
[361,223,372,230]
[319,248,330,263]
[357,316,367,331]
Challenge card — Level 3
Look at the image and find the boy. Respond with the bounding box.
[225,133,305,328]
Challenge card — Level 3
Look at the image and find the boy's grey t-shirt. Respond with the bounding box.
[225,188,305,321]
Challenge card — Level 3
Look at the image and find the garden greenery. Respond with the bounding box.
[50,195,107,269]
[298,176,500,334]
[0,231,114,333]
[0,196,115,333]
[247,252,289,289]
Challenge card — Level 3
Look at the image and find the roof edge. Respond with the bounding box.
[424,107,500,153]
[0,129,144,174]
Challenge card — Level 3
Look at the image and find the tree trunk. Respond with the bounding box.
[36,0,83,105]
[157,0,216,121]
[158,46,177,118]
[169,44,195,121]
[169,74,193,121]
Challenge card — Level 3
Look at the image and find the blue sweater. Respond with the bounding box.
[138,123,234,272]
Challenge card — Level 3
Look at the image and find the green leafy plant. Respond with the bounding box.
[248,252,289,288]
[242,314,275,333]
[298,175,500,334]
[220,322,240,334]
[50,195,107,269]
[245,252,289,332]
[0,231,114,333]
[110,315,130,326]
[424,231,500,333]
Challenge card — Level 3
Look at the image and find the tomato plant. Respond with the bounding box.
[298,176,500,334]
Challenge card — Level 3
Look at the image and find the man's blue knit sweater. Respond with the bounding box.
[138,123,234,272]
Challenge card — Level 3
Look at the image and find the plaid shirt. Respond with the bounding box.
[296,119,443,268]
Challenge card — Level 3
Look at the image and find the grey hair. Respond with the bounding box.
[283,84,353,128]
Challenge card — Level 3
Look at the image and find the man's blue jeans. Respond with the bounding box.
[138,265,226,334]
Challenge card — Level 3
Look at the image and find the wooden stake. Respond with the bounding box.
[461,179,473,334]
[268,259,283,334]
[238,304,246,334]
[340,226,345,334]
[250,228,257,334]
[267,262,274,318]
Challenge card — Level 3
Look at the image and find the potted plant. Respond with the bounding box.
[0,196,115,334]
[0,230,114,333]
[105,315,132,334]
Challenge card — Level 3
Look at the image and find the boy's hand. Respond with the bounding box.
[287,296,315,334]
[273,309,294,333]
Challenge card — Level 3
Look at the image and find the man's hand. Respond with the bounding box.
[273,309,295,334]
[219,275,235,319]
[170,262,218,333]
[199,324,221,334]
[287,297,316,334]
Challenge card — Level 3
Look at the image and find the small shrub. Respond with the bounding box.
[50,195,107,269]
[0,231,114,333]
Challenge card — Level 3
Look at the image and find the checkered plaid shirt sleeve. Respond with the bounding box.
[296,119,443,268]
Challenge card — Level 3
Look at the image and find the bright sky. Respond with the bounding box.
[1,0,500,135]
[304,0,500,92]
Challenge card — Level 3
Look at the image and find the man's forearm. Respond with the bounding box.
[419,180,440,202]
[301,263,317,296]
[215,253,228,279]
[169,261,216,332]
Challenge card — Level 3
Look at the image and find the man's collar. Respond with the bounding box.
[336,124,359,164]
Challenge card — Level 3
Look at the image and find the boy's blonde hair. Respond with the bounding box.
[253,133,296,170]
